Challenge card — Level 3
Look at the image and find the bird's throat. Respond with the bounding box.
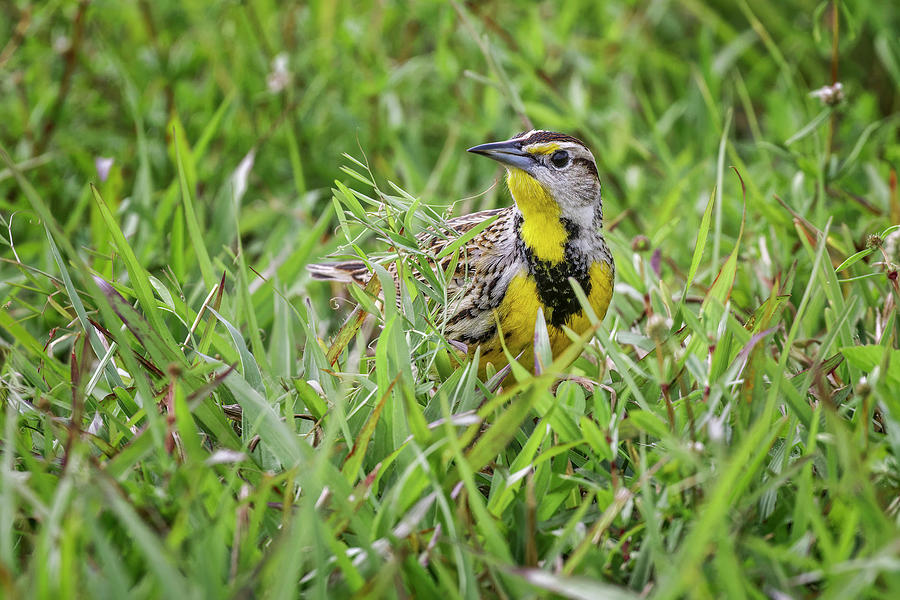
[507,168,568,263]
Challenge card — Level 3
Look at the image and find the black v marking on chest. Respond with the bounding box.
[514,214,592,328]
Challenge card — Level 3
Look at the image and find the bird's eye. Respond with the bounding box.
[549,150,570,168]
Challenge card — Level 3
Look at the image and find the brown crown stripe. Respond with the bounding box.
[516,130,587,148]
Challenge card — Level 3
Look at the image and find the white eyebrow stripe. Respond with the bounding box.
[512,129,540,142]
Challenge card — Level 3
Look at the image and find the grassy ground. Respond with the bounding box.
[2,0,900,597]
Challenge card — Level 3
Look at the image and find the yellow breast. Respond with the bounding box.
[478,260,614,371]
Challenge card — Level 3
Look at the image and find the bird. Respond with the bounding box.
[308,130,614,373]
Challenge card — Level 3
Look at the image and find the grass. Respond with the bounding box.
[1,0,900,597]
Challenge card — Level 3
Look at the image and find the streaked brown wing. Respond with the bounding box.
[416,207,513,285]
[415,207,509,255]
[309,206,514,296]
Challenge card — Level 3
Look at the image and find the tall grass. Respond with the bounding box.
[1,1,899,597]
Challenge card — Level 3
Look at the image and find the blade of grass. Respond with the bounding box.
[173,128,215,289]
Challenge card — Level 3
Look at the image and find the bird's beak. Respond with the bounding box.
[467,138,535,171]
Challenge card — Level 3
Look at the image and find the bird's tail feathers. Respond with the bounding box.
[307,260,370,284]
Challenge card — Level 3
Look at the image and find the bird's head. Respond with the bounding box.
[468,130,602,227]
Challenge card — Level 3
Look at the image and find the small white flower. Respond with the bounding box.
[53,35,70,54]
[94,157,114,183]
[809,82,844,106]
[267,53,290,93]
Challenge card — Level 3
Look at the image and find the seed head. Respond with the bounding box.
[866,234,883,250]
[631,235,650,252]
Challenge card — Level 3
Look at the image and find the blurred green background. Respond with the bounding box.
[2,0,900,598]
[3,0,896,286]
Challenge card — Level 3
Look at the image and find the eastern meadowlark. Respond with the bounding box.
[309,130,614,372]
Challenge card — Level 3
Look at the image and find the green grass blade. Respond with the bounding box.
[173,129,216,289]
